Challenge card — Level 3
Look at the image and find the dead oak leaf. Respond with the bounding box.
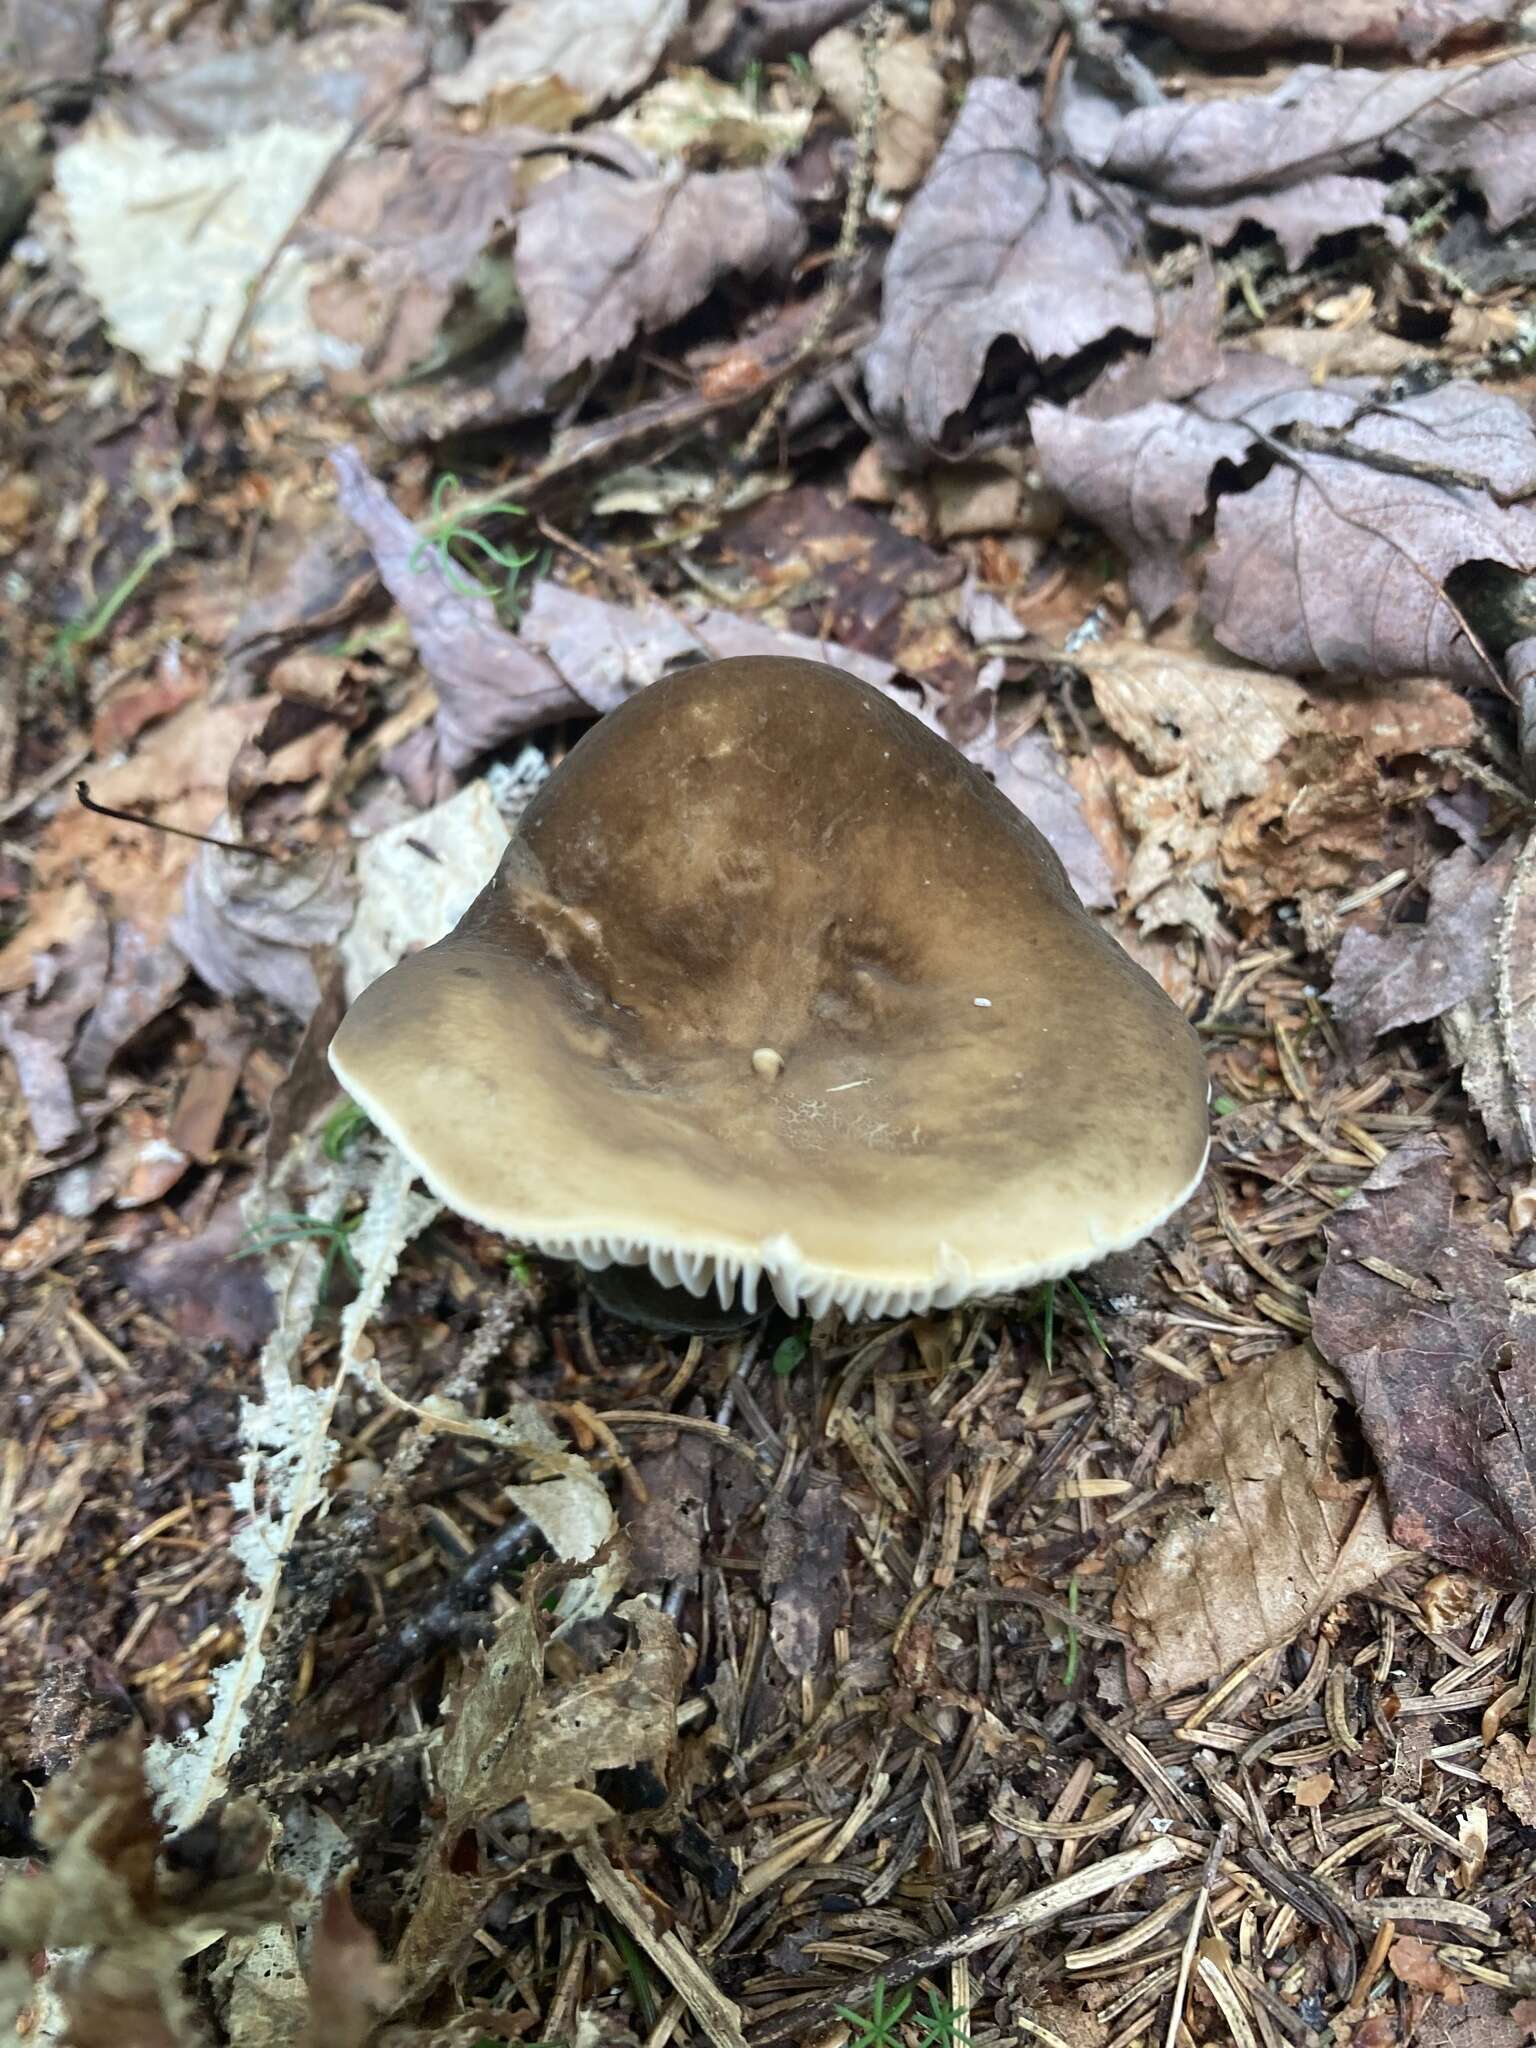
[1115,1343,1407,1695]
[1312,1138,1536,1586]
[867,78,1153,445]
[1482,1732,1536,1826]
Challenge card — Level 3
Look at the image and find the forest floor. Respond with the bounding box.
[5,1,1536,2044]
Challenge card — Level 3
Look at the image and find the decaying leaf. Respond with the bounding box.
[0,1731,286,2042]
[397,1595,686,1995]
[1105,0,1518,58]
[58,118,360,377]
[1218,734,1385,913]
[437,0,686,118]
[1389,1935,1468,2002]
[867,79,1154,444]
[1116,1344,1406,1694]
[1482,1733,1536,1826]
[1313,1139,1536,1586]
[614,67,814,166]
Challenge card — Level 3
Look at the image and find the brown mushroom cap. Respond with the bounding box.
[330,656,1208,1320]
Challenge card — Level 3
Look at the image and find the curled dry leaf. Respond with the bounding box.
[1313,1139,1536,1586]
[1115,1344,1406,1695]
[867,79,1154,445]
[1085,51,1536,236]
[1104,0,1519,58]
[397,1596,685,1997]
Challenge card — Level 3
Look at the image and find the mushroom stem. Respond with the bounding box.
[585,1263,766,1335]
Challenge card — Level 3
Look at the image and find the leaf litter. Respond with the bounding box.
[11,2,1536,2045]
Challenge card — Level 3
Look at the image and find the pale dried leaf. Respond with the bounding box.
[867,79,1154,444]
[613,68,813,165]
[810,24,945,192]
[1116,1345,1407,1694]
[437,0,686,115]
[341,779,514,1001]
[1078,640,1307,809]
[57,119,359,376]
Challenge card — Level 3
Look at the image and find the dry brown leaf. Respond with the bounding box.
[810,24,945,192]
[1330,843,1514,1047]
[1105,0,1517,57]
[1313,1138,1536,1586]
[1116,1345,1407,1694]
[298,1890,395,2048]
[1220,736,1384,913]
[1390,1935,1468,2002]
[1083,51,1536,235]
[867,79,1153,444]
[1481,1734,1536,1826]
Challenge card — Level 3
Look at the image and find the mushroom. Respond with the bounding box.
[330,656,1208,1324]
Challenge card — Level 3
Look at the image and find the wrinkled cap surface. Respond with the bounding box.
[330,656,1209,1319]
